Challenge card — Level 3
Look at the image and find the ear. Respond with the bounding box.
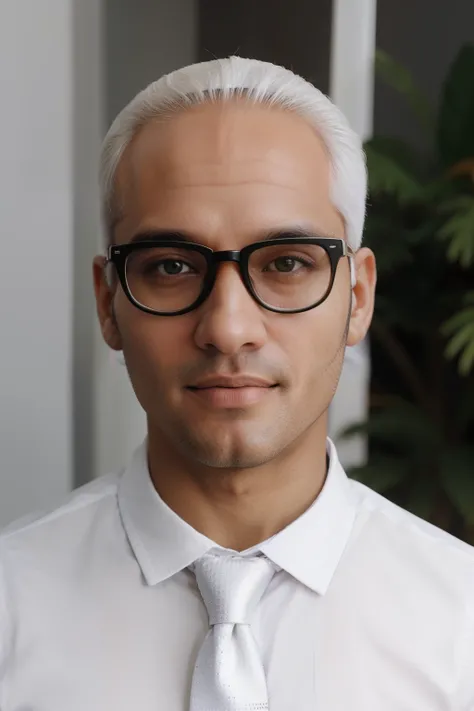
[346,247,377,347]
[93,256,123,351]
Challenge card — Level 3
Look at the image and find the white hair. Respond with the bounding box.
[99,56,367,250]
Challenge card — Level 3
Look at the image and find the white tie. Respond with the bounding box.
[189,552,276,711]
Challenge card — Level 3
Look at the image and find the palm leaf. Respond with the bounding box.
[341,402,438,451]
[365,144,423,204]
[437,44,474,169]
[459,338,474,376]
[348,458,409,493]
[455,375,474,432]
[441,303,474,334]
[439,447,474,525]
[442,291,474,376]
[405,472,439,521]
[438,196,474,267]
[363,214,416,274]
[444,322,474,359]
[445,323,474,375]
[375,49,433,132]
[365,136,429,179]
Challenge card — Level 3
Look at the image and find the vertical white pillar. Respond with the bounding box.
[0,1,74,525]
[329,0,377,139]
[328,0,377,468]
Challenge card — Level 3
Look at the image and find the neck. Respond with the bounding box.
[147,417,329,552]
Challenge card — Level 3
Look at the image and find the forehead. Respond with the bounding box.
[113,101,343,244]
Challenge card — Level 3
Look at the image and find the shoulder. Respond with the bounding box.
[349,480,474,706]
[0,471,121,545]
[0,472,122,680]
[344,479,474,707]
[352,477,474,554]
[0,471,122,588]
[349,478,474,596]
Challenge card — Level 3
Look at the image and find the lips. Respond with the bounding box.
[187,376,276,390]
[185,376,278,408]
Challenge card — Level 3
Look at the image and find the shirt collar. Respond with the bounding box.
[118,437,357,595]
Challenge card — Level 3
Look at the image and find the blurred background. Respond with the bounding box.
[1,1,473,538]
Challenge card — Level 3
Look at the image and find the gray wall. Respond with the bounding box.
[0,0,74,526]
[198,0,332,94]
[106,0,198,124]
[374,0,474,146]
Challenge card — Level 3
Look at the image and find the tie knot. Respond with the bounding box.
[192,553,276,625]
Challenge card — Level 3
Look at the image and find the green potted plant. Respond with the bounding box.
[343,44,474,544]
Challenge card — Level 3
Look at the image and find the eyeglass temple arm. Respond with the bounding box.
[344,244,357,288]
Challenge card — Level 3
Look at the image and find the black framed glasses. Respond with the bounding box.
[105,236,354,316]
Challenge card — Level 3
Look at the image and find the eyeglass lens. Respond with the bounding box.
[124,243,332,313]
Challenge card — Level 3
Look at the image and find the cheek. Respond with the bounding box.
[278,300,349,379]
[116,296,192,372]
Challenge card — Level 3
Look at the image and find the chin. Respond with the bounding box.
[192,447,276,469]
[176,421,283,469]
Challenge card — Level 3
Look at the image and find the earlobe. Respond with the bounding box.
[102,306,122,351]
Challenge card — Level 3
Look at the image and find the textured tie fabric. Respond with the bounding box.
[189,552,276,711]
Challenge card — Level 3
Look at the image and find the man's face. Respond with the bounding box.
[95,101,375,468]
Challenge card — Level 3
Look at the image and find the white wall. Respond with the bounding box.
[0,1,74,526]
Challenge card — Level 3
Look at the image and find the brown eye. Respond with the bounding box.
[156,260,192,276]
[265,256,310,273]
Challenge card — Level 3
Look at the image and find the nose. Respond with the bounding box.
[193,263,268,356]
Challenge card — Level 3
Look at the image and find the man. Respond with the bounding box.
[1,56,473,710]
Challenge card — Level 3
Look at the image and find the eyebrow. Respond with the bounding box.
[128,225,335,245]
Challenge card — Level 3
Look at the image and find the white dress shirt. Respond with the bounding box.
[1,438,473,710]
